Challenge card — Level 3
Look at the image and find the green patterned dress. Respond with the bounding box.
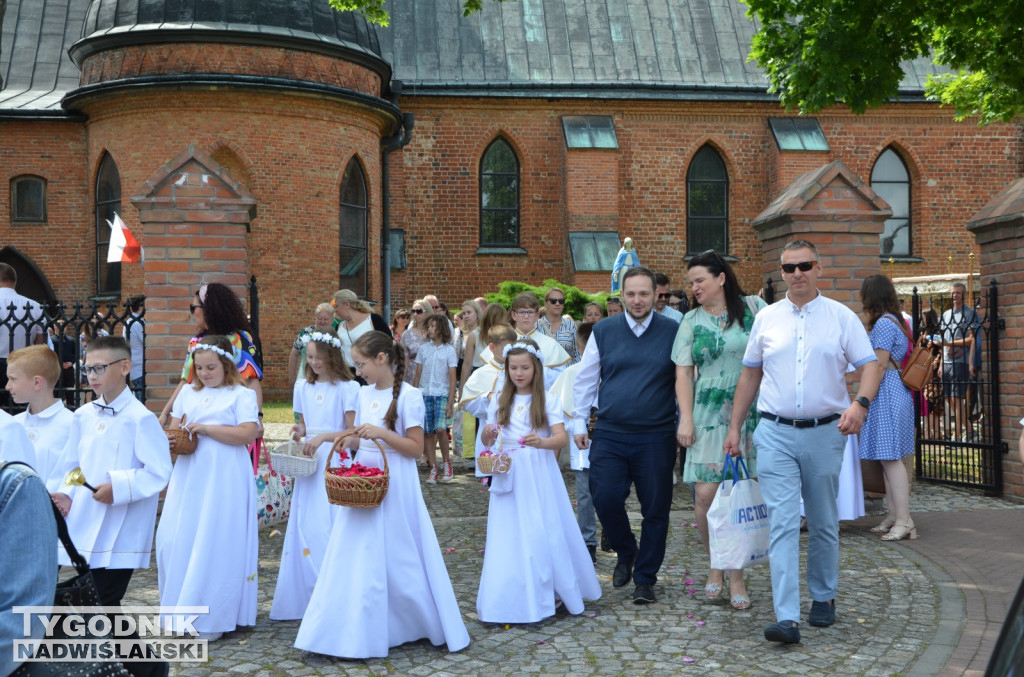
[671,296,766,483]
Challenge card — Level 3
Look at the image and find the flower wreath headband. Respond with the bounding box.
[192,343,237,361]
[300,332,343,350]
[502,342,542,360]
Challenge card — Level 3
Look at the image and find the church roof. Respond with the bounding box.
[0,0,944,113]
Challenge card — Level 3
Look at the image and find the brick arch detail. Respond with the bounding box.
[872,138,924,183]
[208,139,257,194]
[472,127,529,168]
[337,152,372,210]
[680,137,738,182]
[5,169,50,182]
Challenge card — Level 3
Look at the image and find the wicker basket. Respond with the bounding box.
[477,450,512,475]
[165,414,198,455]
[324,436,389,508]
[269,440,318,477]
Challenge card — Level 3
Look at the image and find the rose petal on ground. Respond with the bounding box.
[302,548,311,557]
[696,621,705,626]
[683,657,696,663]
[268,530,281,538]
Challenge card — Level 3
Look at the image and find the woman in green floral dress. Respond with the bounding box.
[672,250,765,610]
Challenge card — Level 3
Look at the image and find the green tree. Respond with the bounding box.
[743,0,1024,124]
[328,0,506,26]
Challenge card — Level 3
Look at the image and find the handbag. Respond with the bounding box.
[707,456,770,571]
[883,316,935,392]
[251,437,293,528]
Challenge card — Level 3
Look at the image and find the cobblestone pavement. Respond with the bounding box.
[120,424,1021,676]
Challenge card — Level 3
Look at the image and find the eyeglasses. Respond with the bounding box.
[412,308,424,314]
[669,302,681,309]
[83,358,127,376]
[547,298,565,305]
[657,293,672,299]
[514,309,537,317]
[781,261,817,274]
[189,303,203,314]
[352,359,369,370]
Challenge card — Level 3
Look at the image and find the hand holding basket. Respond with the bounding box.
[165,414,198,455]
[324,431,389,508]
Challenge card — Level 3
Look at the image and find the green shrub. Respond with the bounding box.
[485,279,613,320]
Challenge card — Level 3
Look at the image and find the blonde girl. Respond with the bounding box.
[295,331,470,658]
[270,328,359,621]
[476,340,601,623]
[157,335,260,640]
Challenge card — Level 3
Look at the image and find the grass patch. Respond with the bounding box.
[262,400,294,424]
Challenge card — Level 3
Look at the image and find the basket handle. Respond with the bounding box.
[328,429,387,472]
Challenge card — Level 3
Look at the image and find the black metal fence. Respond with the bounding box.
[0,300,145,414]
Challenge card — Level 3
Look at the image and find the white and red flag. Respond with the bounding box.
[106,213,144,265]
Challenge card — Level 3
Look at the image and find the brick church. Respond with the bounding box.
[0,0,1020,403]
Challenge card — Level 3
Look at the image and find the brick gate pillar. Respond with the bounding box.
[752,161,891,310]
[967,178,1024,498]
[131,145,257,411]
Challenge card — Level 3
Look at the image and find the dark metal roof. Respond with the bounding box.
[0,0,945,112]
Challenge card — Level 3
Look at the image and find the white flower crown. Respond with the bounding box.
[192,344,234,361]
[502,342,542,359]
[301,332,342,349]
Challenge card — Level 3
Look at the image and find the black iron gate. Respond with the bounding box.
[911,279,1004,493]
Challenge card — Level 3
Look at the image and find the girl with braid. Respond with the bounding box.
[295,331,470,658]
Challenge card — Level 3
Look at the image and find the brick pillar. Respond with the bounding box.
[967,178,1024,498]
[752,160,891,309]
[131,145,257,411]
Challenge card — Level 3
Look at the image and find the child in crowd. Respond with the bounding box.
[459,324,516,477]
[457,300,485,461]
[157,335,260,641]
[606,297,623,317]
[271,330,359,621]
[478,293,570,390]
[583,303,605,324]
[57,336,172,609]
[413,315,458,484]
[477,339,601,623]
[548,323,598,562]
[7,345,75,496]
[295,331,470,659]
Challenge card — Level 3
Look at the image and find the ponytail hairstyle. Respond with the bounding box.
[191,335,242,390]
[496,338,548,431]
[303,328,354,384]
[352,330,406,431]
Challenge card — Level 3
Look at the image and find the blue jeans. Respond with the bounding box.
[588,429,676,585]
[131,377,146,403]
[754,419,845,623]
[575,469,596,547]
[0,463,57,676]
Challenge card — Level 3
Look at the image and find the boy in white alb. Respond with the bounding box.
[458,325,516,477]
[6,346,75,495]
[56,336,172,608]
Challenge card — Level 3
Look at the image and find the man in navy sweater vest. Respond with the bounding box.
[572,267,678,605]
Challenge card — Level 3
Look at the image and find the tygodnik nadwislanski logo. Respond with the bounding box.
[13,606,209,664]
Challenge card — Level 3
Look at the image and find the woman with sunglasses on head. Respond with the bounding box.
[399,299,433,385]
[159,283,263,428]
[537,287,580,364]
[672,249,765,611]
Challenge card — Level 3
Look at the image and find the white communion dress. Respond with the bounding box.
[157,384,259,634]
[270,378,359,620]
[476,393,601,623]
[294,383,470,658]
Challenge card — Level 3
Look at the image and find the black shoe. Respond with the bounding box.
[809,599,836,627]
[764,621,801,644]
[600,531,613,552]
[587,545,597,563]
[633,583,656,604]
[612,554,635,588]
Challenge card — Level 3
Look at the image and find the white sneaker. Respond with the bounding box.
[440,460,454,482]
[426,465,438,485]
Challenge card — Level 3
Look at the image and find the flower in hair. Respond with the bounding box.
[301,332,343,349]
[502,342,542,359]
[192,344,234,361]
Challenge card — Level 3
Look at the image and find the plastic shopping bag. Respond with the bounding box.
[708,455,770,570]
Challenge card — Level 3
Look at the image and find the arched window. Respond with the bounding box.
[11,175,47,222]
[686,145,729,254]
[479,138,520,248]
[95,153,121,296]
[871,147,911,257]
[339,157,368,297]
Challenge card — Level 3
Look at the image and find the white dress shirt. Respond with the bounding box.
[656,305,684,323]
[742,292,876,419]
[0,288,43,358]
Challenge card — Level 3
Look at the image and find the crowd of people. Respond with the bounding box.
[0,238,1012,675]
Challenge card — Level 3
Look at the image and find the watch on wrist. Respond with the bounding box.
[854,396,871,409]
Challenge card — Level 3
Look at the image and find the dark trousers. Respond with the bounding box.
[89,568,168,677]
[588,428,676,585]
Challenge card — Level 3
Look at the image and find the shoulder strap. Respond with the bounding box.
[0,461,91,575]
[881,315,914,370]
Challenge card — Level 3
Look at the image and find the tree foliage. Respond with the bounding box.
[485,279,612,320]
[743,0,1024,124]
[328,0,504,27]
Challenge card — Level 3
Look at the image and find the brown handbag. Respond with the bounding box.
[883,316,935,392]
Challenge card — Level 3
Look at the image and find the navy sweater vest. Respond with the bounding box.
[592,313,677,433]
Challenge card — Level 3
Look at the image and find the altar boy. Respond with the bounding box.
[58,336,171,608]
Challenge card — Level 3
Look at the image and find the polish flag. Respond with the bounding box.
[106,213,144,265]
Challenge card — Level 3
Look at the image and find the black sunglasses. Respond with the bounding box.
[189,303,203,314]
[781,261,817,274]
[547,298,565,305]
[607,297,620,303]
[657,293,672,299]
[412,308,425,314]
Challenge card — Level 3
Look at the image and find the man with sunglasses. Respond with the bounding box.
[724,239,882,644]
[654,273,683,324]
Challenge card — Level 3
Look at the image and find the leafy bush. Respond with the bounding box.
[485,279,613,319]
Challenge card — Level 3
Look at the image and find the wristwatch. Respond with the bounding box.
[854,396,871,409]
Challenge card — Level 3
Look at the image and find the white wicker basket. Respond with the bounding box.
[269,440,318,477]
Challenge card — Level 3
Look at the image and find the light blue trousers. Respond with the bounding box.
[754,418,846,623]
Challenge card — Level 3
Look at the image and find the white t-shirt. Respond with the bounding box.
[415,342,458,397]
